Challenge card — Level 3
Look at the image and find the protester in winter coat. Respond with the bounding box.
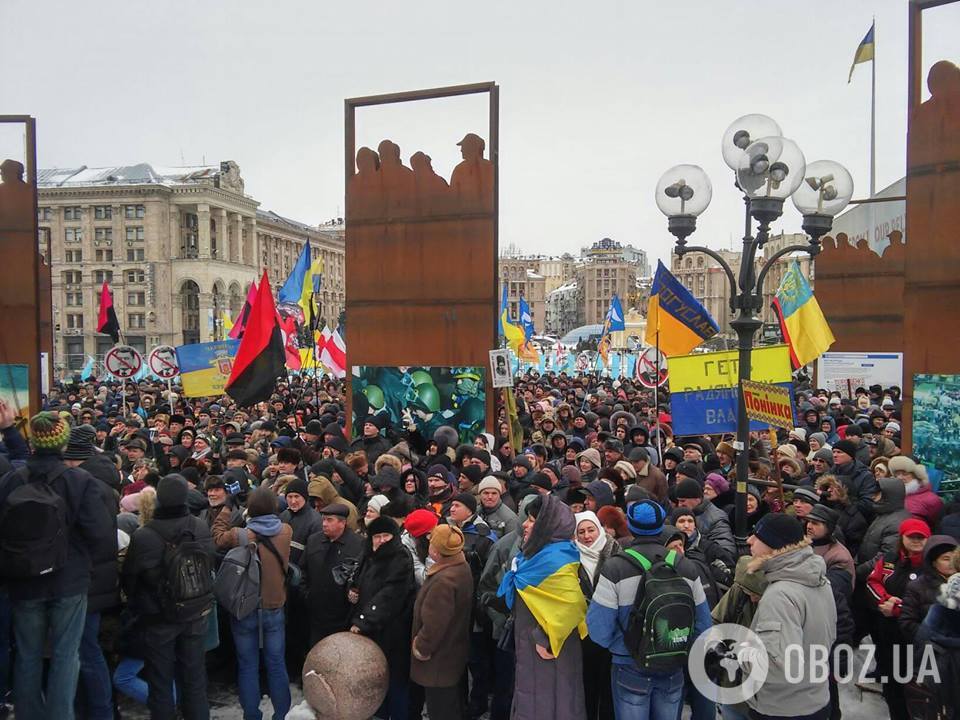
[899,534,959,642]
[582,478,615,513]
[866,517,931,720]
[831,439,880,517]
[889,455,944,529]
[745,514,837,719]
[672,507,732,606]
[0,412,114,720]
[213,487,293,720]
[913,572,960,719]
[306,473,359,530]
[574,511,620,720]
[588,499,711,720]
[122,474,216,720]
[402,508,438,586]
[302,503,364,644]
[498,495,588,720]
[675,478,737,569]
[857,477,913,582]
[349,515,416,720]
[410,524,474,720]
[478,476,520,538]
[712,556,768,628]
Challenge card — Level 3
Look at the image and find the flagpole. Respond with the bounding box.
[654,333,662,466]
[870,17,877,197]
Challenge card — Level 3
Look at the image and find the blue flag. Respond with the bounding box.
[605,295,626,332]
[519,295,535,340]
[80,355,95,381]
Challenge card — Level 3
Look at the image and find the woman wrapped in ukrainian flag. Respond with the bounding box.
[498,494,588,720]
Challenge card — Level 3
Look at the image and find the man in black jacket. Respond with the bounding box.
[122,474,216,720]
[63,424,121,720]
[302,503,363,645]
[0,412,113,720]
[832,439,879,518]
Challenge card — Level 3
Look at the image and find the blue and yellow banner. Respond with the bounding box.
[668,345,794,435]
[774,260,834,369]
[645,261,719,357]
[848,23,875,83]
[497,540,587,657]
[175,340,240,398]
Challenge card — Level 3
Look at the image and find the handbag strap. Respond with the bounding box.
[256,534,288,573]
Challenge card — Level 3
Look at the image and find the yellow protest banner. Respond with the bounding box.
[741,379,795,430]
[667,345,792,393]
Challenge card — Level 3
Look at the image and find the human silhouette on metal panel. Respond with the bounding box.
[0,159,33,231]
[450,133,494,214]
[410,151,450,216]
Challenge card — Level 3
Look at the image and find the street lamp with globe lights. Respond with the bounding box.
[655,114,853,542]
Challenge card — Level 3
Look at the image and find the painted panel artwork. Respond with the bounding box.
[352,366,486,444]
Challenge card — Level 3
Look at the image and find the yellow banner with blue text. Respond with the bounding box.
[667,345,792,393]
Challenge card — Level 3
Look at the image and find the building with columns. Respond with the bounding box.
[38,162,344,376]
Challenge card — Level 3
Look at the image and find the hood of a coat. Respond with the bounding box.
[874,476,906,514]
[750,541,827,588]
[923,535,959,573]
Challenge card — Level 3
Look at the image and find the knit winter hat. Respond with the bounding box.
[477,477,502,494]
[30,411,71,453]
[430,524,465,557]
[675,461,704,483]
[459,465,484,487]
[366,494,390,515]
[626,500,667,537]
[753,513,804,550]
[157,474,189,509]
[451,491,478,514]
[614,460,637,480]
[63,424,97,461]
[813,447,834,463]
[704,473,730,495]
[833,439,859,459]
[938,572,960,610]
[576,448,602,469]
[404,508,439,538]
[284,478,309,499]
[675,478,704,500]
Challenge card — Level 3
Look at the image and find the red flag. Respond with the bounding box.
[319,325,346,378]
[224,272,285,406]
[228,281,257,340]
[96,282,120,343]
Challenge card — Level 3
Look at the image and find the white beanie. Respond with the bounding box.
[477,477,503,494]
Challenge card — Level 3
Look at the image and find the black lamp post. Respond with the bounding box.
[656,114,854,543]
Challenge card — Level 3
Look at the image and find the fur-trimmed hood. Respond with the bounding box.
[747,538,827,588]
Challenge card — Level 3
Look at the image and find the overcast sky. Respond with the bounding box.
[3,0,957,269]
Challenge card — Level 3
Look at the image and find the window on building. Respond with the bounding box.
[63,206,82,221]
[126,249,145,262]
[697,257,705,267]
[698,275,705,295]
[65,250,82,263]
[66,292,83,306]
[65,338,84,370]
[38,207,52,221]
[181,233,198,259]
[126,270,145,283]
[63,270,82,284]
[95,249,113,262]
[65,228,83,243]
[125,226,145,242]
[94,270,113,284]
[94,206,112,220]
[183,213,198,229]
[128,313,145,329]
[127,336,147,355]
[66,314,83,329]
[125,205,145,219]
[95,227,112,243]
[127,292,145,306]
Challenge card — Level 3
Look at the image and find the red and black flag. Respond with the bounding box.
[228,280,257,340]
[96,282,120,343]
[225,271,285,406]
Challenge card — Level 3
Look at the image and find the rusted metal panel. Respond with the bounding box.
[344,84,499,438]
[0,116,42,419]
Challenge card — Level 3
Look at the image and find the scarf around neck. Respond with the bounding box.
[574,510,607,582]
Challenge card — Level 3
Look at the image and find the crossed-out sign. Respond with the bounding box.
[637,347,668,388]
[104,345,144,379]
[148,345,181,379]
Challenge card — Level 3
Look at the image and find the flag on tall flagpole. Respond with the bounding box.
[499,284,527,354]
[645,261,719,357]
[772,260,835,369]
[278,241,315,322]
[848,22,875,82]
[597,294,625,366]
[96,282,120,343]
[225,272,286,406]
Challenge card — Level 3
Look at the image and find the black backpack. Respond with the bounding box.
[0,466,69,579]
[622,547,696,671]
[145,524,215,623]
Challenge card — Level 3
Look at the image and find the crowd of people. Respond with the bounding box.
[0,370,958,720]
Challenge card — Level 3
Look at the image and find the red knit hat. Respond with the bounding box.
[899,518,931,538]
[404,508,439,538]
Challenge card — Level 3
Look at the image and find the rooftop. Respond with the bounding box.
[38,163,225,188]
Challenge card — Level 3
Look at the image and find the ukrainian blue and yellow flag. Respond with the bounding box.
[848,23,875,83]
[175,339,241,398]
[773,260,834,368]
[645,261,719,357]
[598,294,626,366]
[497,540,587,656]
[501,284,537,360]
[278,241,314,321]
